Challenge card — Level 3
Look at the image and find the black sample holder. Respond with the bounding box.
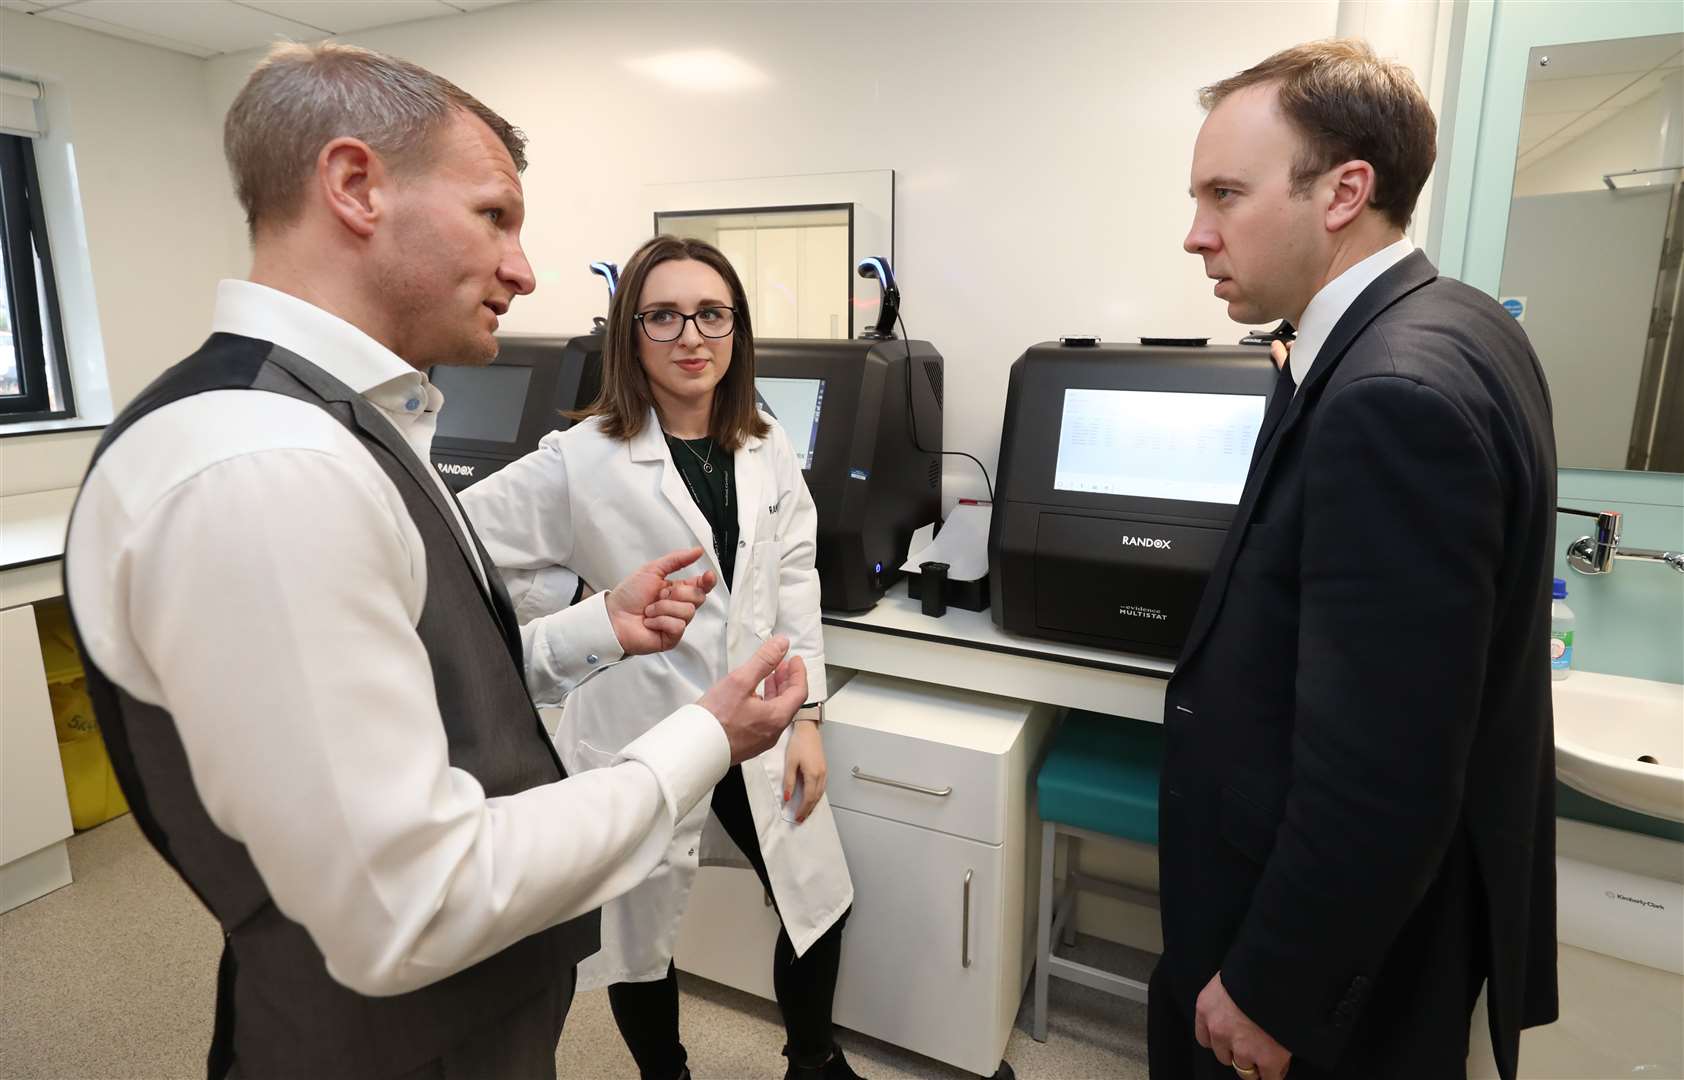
[906,566,990,614]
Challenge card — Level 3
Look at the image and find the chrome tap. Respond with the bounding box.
[1557,508,1684,575]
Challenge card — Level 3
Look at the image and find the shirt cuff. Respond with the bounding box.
[617,704,732,824]
[533,589,624,680]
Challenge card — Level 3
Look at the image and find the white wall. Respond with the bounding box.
[1515,88,1674,196]
[1337,0,1459,248]
[0,10,230,496]
[202,0,1339,498]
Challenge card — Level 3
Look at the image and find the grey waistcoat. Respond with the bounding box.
[64,333,600,1078]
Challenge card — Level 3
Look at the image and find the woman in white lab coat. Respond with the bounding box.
[461,235,859,1080]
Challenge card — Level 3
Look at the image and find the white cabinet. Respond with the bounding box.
[675,675,1052,1077]
[830,808,1010,1075]
[0,602,74,912]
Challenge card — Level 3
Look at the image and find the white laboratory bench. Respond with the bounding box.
[0,487,78,913]
[820,580,1172,722]
[674,582,1174,1078]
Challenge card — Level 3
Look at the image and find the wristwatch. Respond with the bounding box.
[795,701,823,725]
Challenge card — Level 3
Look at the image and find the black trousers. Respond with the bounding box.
[607,765,850,1080]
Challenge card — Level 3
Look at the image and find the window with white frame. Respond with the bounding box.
[1,74,74,425]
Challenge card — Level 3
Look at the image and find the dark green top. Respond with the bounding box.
[664,433,737,591]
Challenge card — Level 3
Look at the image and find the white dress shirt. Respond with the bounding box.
[1289,236,1414,392]
[64,279,731,997]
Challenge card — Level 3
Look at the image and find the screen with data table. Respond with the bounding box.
[1052,387,1267,505]
[755,376,826,470]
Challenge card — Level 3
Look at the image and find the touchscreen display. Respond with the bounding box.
[755,377,826,470]
[432,364,534,444]
[1052,387,1267,504]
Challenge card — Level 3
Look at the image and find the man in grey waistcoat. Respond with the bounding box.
[63,42,808,1079]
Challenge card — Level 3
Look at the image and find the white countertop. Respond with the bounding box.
[0,488,75,609]
[0,487,76,571]
[820,581,1172,721]
[822,580,1175,679]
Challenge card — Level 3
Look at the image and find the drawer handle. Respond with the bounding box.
[962,868,973,968]
[849,766,953,798]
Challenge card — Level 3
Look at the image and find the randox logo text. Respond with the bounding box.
[437,462,477,477]
[1120,535,1172,550]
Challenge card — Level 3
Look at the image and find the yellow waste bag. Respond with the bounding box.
[37,603,129,831]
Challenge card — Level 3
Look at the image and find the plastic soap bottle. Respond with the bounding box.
[1550,578,1575,681]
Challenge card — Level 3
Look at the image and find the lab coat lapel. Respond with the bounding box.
[729,433,767,626]
[733,432,767,555]
[631,410,726,583]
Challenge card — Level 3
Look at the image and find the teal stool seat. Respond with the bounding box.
[1031,711,1165,1044]
[1036,711,1164,844]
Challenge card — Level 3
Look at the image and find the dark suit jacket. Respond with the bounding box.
[1158,251,1559,1079]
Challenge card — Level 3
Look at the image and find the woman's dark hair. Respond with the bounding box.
[572,234,769,450]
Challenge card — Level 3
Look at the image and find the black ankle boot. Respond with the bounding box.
[781,1043,865,1080]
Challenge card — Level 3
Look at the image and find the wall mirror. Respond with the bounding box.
[1497,33,1683,471]
[657,205,853,340]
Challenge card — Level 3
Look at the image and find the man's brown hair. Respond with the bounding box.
[224,42,526,236]
[576,235,770,451]
[1200,38,1436,228]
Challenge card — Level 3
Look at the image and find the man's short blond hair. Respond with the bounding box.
[224,42,526,235]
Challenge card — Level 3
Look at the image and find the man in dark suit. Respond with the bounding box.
[1151,39,1559,1080]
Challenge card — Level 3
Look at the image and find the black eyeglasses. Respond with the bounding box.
[635,306,736,342]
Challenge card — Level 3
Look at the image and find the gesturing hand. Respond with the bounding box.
[698,637,809,765]
[605,547,717,656]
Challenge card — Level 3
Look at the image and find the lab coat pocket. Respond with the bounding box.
[759,728,796,825]
[750,539,780,637]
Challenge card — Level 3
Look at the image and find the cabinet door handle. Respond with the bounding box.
[962,868,974,968]
[849,765,953,798]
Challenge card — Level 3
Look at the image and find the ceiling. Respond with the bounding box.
[1517,34,1684,173]
[0,0,520,58]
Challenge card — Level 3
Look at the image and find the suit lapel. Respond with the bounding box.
[1250,363,1298,469]
[1176,365,1291,668]
[1175,251,1440,672]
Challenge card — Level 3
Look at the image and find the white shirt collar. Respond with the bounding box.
[210,280,437,418]
[1289,236,1415,392]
